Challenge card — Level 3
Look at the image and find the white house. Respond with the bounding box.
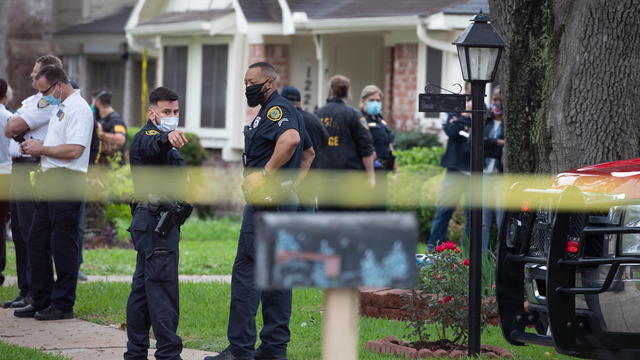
[125,0,490,161]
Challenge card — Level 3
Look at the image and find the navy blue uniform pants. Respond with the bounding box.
[125,208,182,360]
[29,169,85,312]
[228,204,294,358]
[29,199,82,312]
[9,199,35,297]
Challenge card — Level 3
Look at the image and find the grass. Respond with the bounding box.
[0,283,571,360]
[0,341,71,360]
[2,217,241,277]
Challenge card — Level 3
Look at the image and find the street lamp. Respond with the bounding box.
[452,12,507,357]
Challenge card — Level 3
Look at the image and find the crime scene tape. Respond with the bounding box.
[0,164,637,212]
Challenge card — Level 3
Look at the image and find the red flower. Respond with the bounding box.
[436,273,442,280]
[454,248,461,253]
[435,245,446,252]
[463,259,470,266]
[443,296,453,303]
[444,241,457,250]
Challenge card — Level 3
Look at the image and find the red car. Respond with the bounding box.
[497,159,640,360]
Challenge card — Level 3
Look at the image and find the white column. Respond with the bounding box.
[122,55,134,126]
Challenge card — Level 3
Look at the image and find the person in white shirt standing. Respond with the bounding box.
[2,55,63,309]
[0,79,13,287]
[16,65,92,321]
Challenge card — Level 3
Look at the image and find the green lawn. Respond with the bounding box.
[2,217,240,277]
[0,283,570,360]
[0,341,71,360]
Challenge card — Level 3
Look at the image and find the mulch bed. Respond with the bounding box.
[366,336,513,358]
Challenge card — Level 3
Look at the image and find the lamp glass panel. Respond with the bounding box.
[468,47,499,81]
[456,46,469,81]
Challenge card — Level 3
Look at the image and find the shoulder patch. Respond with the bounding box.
[368,122,377,127]
[37,99,49,109]
[114,125,126,133]
[145,129,160,136]
[267,106,283,122]
[359,116,369,129]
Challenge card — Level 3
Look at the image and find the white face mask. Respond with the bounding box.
[153,110,179,132]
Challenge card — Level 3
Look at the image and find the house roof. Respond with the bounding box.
[56,6,133,35]
[286,0,486,20]
[238,0,282,23]
[139,9,234,26]
[442,0,490,15]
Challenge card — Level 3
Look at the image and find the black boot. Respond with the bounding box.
[34,305,74,321]
[204,348,254,360]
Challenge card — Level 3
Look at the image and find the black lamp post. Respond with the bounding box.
[452,12,507,357]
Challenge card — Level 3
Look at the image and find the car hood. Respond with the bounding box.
[553,159,640,198]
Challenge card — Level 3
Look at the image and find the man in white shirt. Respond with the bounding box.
[15,65,92,321]
[2,55,63,309]
[0,79,12,287]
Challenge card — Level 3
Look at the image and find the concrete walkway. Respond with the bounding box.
[0,308,217,360]
[3,274,232,286]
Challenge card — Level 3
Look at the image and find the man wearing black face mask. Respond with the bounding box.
[204,62,314,360]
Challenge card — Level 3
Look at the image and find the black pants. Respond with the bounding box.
[125,208,182,360]
[29,169,85,312]
[227,204,294,358]
[0,198,8,277]
[9,165,38,297]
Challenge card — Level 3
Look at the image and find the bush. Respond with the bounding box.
[395,146,445,167]
[393,130,442,150]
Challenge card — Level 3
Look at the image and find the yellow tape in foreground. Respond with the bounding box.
[0,164,636,212]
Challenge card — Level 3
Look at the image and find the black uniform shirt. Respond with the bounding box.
[129,120,185,199]
[363,112,393,161]
[243,91,304,175]
[316,98,374,170]
[89,111,128,164]
[298,107,328,169]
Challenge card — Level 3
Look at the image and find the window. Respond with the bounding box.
[200,45,228,129]
[425,46,443,117]
[162,46,188,126]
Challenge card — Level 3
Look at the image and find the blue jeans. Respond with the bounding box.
[427,170,470,250]
[482,174,504,253]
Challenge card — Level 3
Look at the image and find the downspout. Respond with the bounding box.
[416,14,457,54]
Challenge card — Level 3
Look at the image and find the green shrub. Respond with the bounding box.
[395,146,445,167]
[393,130,442,150]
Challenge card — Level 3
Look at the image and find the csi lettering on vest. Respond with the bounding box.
[328,136,339,146]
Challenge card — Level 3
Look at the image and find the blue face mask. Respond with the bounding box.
[90,104,97,114]
[366,101,382,116]
[42,94,62,106]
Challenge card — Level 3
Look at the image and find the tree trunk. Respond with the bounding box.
[489,0,640,173]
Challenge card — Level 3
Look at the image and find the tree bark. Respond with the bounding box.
[489,0,640,173]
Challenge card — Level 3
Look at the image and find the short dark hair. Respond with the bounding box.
[329,75,350,99]
[0,79,7,99]
[36,55,63,69]
[248,61,278,80]
[35,65,70,85]
[92,88,112,105]
[149,86,179,105]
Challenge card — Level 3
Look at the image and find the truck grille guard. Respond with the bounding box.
[497,186,640,359]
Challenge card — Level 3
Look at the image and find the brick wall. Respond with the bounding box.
[386,43,418,130]
[248,44,289,89]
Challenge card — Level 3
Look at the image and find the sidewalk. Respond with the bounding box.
[0,308,217,360]
[2,274,232,286]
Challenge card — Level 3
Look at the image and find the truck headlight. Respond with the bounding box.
[621,206,640,255]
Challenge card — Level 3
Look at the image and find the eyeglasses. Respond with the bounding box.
[43,81,58,95]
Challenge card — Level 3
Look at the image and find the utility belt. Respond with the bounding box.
[13,156,41,164]
[132,196,193,237]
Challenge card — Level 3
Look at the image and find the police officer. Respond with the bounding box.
[281,86,327,211]
[91,88,127,164]
[124,86,189,360]
[205,62,312,360]
[17,65,93,320]
[0,79,12,287]
[3,55,63,309]
[359,85,396,208]
[316,75,375,209]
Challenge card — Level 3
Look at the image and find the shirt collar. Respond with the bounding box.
[0,104,5,111]
[60,89,82,108]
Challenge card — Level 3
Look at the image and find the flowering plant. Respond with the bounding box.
[403,241,480,345]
